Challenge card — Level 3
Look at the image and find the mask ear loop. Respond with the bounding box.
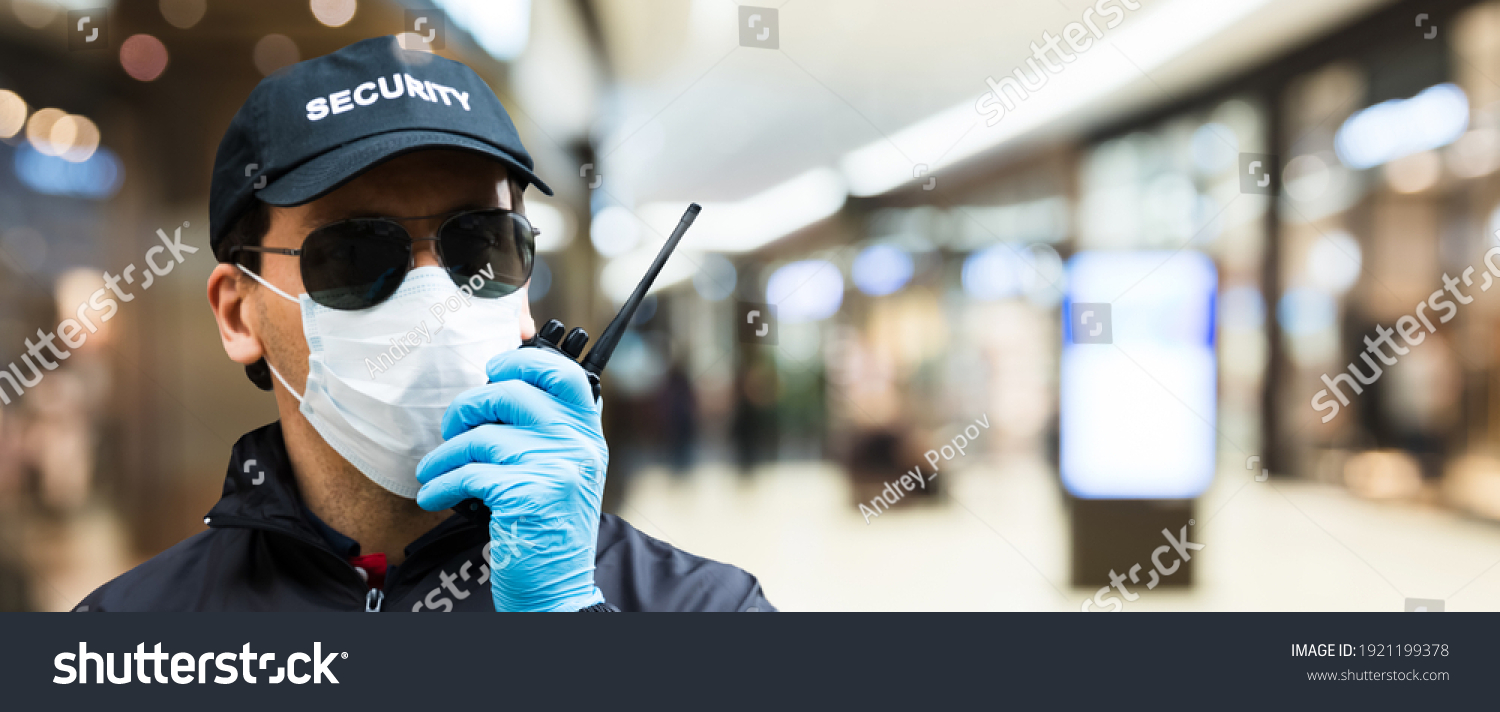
[235,264,305,403]
[236,264,299,304]
[264,362,304,405]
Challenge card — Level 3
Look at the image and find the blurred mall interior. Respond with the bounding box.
[9,0,1500,611]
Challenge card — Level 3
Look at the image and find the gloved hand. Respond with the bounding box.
[415,348,608,612]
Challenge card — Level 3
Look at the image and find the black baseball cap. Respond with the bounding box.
[209,35,552,254]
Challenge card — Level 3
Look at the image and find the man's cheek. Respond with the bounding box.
[258,293,310,388]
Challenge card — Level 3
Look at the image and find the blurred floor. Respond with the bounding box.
[620,458,1500,612]
[20,456,1500,612]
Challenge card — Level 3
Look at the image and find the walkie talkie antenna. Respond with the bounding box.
[579,203,700,379]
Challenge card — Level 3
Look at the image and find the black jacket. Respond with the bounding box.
[77,423,774,612]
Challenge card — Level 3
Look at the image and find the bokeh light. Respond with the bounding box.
[25,108,67,155]
[159,0,207,29]
[1305,231,1362,294]
[851,244,913,296]
[0,90,27,140]
[525,200,574,253]
[1190,122,1237,176]
[961,245,1022,301]
[692,253,737,302]
[46,114,77,155]
[1344,450,1424,501]
[766,260,844,323]
[253,34,301,77]
[590,206,640,258]
[1283,153,1331,202]
[310,0,358,27]
[120,34,170,82]
[57,115,100,163]
[608,331,666,396]
[1277,287,1337,336]
[13,143,124,199]
[1019,243,1065,306]
[56,269,117,344]
[1384,150,1441,194]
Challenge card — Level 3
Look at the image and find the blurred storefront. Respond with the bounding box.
[1274,0,1500,516]
[632,0,1500,578]
[12,0,1500,611]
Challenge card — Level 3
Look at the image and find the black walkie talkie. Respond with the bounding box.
[454,203,702,523]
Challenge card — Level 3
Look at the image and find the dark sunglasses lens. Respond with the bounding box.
[300,220,410,310]
[438,210,534,297]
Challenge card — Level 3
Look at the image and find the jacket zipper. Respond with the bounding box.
[365,588,384,612]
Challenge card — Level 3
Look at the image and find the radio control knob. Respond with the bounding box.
[538,319,566,346]
[561,327,590,358]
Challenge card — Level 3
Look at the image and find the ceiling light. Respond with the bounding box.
[840,0,1278,197]
[638,167,846,254]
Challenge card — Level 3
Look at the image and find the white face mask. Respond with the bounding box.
[239,264,523,498]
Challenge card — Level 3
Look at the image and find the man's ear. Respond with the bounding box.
[207,263,264,365]
[518,281,536,341]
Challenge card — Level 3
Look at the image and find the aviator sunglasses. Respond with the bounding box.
[230,208,537,311]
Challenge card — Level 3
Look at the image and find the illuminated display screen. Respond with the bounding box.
[1060,250,1218,499]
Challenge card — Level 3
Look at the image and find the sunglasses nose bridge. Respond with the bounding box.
[409,235,444,269]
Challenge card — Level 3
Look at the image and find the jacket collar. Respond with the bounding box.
[207,422,324,542]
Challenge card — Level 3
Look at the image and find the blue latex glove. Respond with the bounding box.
[415,348,608,612]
